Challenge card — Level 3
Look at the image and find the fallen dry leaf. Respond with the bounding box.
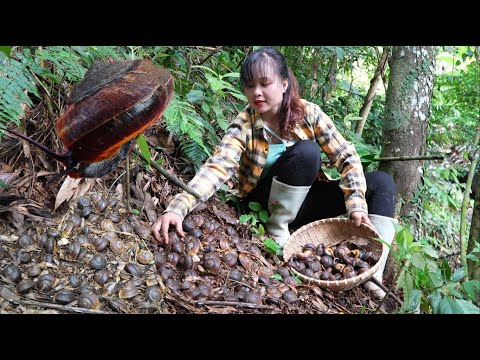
[55,177,82,210]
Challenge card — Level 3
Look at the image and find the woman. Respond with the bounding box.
[152,47,397,298]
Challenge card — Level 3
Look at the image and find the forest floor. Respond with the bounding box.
[0,115,402,315]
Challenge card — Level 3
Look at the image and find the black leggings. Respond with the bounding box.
[244,140,396,229]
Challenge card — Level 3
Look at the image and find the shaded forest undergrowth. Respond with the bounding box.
[0,109,400,314]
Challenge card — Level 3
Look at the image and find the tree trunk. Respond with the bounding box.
[355,47,390,135]
[322,54,337,103]
[378,47,436,216]
[467,151,480,281]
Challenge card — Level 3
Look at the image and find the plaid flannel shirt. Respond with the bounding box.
[165,99,367,219]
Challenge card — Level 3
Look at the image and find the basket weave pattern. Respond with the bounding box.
[283,218,387,291]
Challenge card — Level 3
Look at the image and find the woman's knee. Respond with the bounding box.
[366,171,396,193]
[286,140,321,169]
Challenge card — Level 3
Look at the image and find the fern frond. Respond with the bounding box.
[0,53,39,126]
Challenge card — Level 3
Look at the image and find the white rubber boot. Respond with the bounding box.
[266,176,311,248]
[364,214,398,299]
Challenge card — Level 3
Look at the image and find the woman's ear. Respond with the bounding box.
[283,79,289,93]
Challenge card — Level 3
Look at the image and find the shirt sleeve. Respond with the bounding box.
[164,116,247,220]
[312,105,368,216]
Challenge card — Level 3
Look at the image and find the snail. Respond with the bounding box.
[69,273,82,288]
[18,234,34,247]
[1,59,173,179]
[78,292,100,309]
[2,264,22,283]
[89,254,107,270]
[54,290,77,305]
[16,279,35,294]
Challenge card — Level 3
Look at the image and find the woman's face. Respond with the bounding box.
[243,62,288,117]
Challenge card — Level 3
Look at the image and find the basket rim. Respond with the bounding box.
[283,218,386,291]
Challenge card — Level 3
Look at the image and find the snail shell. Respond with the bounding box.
[36,273,57,292]
[109,238,125,254]
[16,279,35,294]
[78,292,100,309]
[2,264,22,283]
[16,249,31,264]
[145,286,163,302]
[27,263,42,277]
[89,254,107,270]
[119,284,138,299]
[222,251,238,268]
[54,290,77,305]
[68,241,81,260]
[137,250,154,265]
[77,195,91,208]
[69,273,83,288]
[18,234,34,247]
[93,269,110,286]
[282,290,297,304]
[125,262,144,277]
[92,237,109,252]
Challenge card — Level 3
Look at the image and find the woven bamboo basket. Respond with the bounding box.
[283,218,387,291]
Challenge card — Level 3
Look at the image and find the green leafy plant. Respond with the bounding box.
[0,180,10,190]
[239,201,269,236]
[383,225,480,314]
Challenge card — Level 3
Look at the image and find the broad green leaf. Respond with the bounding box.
[0,46,11,57]
[186,89,205,104]
[466,254,479,262]
[239,214,252,223]
[131,209,140,215]
[396,227,414,252]
[428,291,442,314]
[321,166,340,180]
[136,135,150,171]
[258,223,265,236]
[411,253,426,269]
[221,72,240,79]
[445,283,465,299]
[248,202,262,211]
[438,297,480,314]
[272,273,282,280]
[264,238,281,255]
[423,245,439,258]
[405,289,422,313]
[451,267,466,282]
[0,180,10,190]
[259,209,269,223]
[425,259,438,272]
[427,270,444,288]
[462,280,480,301]
[228,90,247,102]
[201,101,210,114]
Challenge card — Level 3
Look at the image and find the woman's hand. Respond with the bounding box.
[350,211,374,229]
[151,212,185,244]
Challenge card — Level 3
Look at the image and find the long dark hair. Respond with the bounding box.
[240,47,304,139]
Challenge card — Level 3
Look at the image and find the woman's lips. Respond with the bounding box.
[254,101,265,106]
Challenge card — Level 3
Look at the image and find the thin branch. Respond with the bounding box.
[14,298,107,314]
[369,276,403,306]
[133,148,202,200]
[198,46,223,66]
[374,155,443,161]
[195,299,275,310]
